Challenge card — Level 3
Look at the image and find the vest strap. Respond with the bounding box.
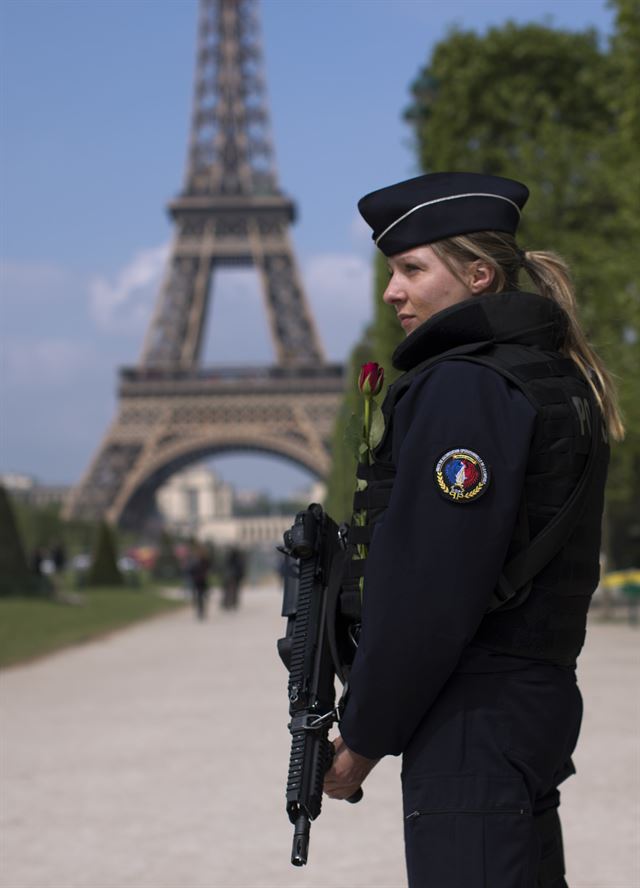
[488,383,603,611]
[415,353,603,610]
[344,558,365,579]
[349,526,372,546]
[510,357,578,381]
[353,484,395,511]
[365,349,604,618]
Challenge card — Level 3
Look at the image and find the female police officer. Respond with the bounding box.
[323,172,623,887]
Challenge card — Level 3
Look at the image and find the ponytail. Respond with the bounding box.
[431,232,625,441]
[520,249,624,441]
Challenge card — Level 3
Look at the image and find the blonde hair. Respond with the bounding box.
[430,232,625,441]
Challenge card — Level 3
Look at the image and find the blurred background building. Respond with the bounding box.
[156,465,233,538]
[155,463,325,548]
[1,473,70,509]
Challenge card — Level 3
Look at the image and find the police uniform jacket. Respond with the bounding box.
[339,290,609,762]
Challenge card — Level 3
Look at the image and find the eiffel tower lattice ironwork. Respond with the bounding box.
[65,0,345,528]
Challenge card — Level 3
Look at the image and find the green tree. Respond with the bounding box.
[13,499,64,555]
[11,495,98,562]
[325,250,404,522]
[601,0,640,564]
[325,330,373,523]
[0,486,41,597]
[371,251,404,389]
[405,17,640,565]
[85,521,124,587]
[609,0,640,150]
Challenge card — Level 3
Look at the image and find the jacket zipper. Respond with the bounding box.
[405,808,529,821]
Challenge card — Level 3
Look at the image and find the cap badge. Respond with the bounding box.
[435,448,489,503]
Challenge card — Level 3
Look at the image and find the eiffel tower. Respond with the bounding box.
[65,0,344,528]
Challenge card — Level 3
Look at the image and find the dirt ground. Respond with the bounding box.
[1,586,638,888]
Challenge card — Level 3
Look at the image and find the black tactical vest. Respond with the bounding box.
[346,291,609,667]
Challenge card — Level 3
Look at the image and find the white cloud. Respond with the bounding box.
[304,253,373,361]
[89,242,169,333]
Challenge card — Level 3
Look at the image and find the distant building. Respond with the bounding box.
[0,473,70,507]
[195,514,294,548]
[0,473,33,495]
[294,481,326,505]
[234,489,264,511]
[155,464,323,549]
[156,465,233,538]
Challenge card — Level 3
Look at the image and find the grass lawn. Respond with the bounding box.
[0,584,187,668]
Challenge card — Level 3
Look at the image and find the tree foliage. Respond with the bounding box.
[0,486,41,597]
[152,529,183,582]
[601,0,640,563]
[86,521,124,587]
[404,10,640,565]
[11,496,101,561]
[324,254,405,522]
[325,330,373,523]
[371,251,405,388]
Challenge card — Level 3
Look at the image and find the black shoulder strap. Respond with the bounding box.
[491,398,601,610]
[438,354,603,612]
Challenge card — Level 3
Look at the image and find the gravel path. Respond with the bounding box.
[1,587,638,888]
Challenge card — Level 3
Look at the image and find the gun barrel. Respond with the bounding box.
[291,813,311,866]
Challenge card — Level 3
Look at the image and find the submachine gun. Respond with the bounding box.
[277,503,362,866]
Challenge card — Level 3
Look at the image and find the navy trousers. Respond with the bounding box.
[401,655,582,887]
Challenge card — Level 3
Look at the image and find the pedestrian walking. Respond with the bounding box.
[187,543,211,620]
[324,172,623,887]
[221,546,246,610]
[51,542,67,574]
[31,547,44,576]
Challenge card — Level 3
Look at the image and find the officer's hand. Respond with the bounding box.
[324,733,378,800]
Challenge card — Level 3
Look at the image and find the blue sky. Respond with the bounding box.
[0,0,614,497]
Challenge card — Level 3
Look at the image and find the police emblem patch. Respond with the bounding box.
[435,448,489,503]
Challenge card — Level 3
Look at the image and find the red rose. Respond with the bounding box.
[358,362,384,396]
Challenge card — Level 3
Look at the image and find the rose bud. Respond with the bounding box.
[358,362,384,396]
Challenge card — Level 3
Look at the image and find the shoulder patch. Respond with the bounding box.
[435,448,490,503]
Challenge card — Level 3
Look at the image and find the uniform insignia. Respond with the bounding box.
[435,448,489,503]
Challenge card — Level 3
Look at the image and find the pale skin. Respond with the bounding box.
[324,735,379,800]
[324,243,495,801]
[383,244,495,335]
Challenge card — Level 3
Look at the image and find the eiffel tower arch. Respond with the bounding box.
[64,0,345,528]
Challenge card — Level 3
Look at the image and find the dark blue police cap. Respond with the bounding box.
[358,172,529,257]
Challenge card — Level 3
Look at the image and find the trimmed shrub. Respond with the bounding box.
[0,486,45,596]
[85,521,124,587]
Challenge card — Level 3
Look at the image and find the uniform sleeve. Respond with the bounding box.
[339,361,537,759]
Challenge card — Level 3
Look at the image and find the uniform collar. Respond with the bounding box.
[392,290,569,372]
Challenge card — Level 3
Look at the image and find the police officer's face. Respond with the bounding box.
[383,245,485,335]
